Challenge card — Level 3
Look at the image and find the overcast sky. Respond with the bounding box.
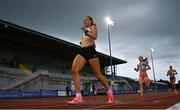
[0,0,179,82]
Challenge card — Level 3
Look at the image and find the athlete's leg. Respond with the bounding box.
[71,54,87,93]
[67,54,87,104]
[172,79,176,89]
[172,79,178,95]
[139,77,144,97]
[88,57,109,91]
[170,80,174,90]
[88,57,113,103]
[144,76,151,87]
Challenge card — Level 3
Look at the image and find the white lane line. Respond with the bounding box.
[166,102,180,110]
[83,101,133,110]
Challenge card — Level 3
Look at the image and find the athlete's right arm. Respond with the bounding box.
[167,71,169,76]
[134,65,139,72]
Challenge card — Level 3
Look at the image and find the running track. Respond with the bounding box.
[0,92,179,109]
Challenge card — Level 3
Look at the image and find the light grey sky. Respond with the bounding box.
[0,0,179,82]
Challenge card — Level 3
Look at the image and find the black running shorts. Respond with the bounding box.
[79,46,98,60]
[170,77,175,82]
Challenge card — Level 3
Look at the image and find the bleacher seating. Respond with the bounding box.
[0,66,39,90]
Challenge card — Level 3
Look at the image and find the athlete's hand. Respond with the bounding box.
[134,68,138,72]
[81,26,86,32]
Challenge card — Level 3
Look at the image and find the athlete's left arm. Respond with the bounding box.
[175,70,178,75]
[86,25,97,40]
[146,64,151,70]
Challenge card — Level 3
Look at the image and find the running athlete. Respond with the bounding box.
[134,56,151,100]
[67,16,113,104]
[167,65,178,95]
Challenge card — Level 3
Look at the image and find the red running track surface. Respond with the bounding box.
[0,91,179,109]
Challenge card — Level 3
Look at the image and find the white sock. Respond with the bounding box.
[76,93,82,97]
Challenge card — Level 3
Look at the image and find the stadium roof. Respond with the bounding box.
[0,19,127,66]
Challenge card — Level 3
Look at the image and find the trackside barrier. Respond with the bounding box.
[113,90,138,94]
[0,91,58,99]
[0,91,20,98]
[0,89,178,99]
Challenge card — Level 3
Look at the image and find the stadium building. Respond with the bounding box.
[0,19,134,97]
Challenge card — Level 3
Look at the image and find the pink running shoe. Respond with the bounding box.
[67,96,83,104]
[108,91,114,103]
